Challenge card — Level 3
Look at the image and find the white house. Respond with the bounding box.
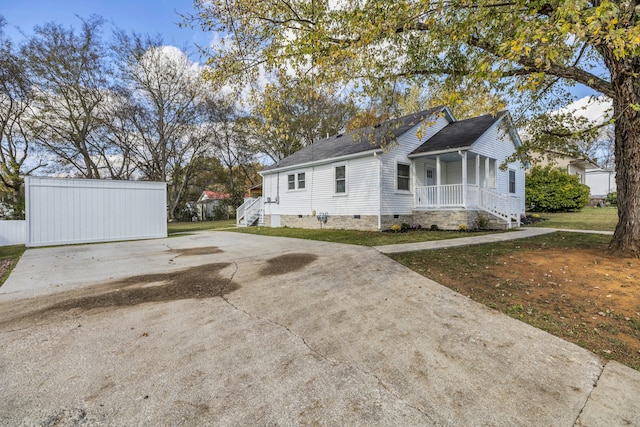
[585,168,616,198]
[237,107,526,231]
[535,151,600,184]
[196,190,231,220]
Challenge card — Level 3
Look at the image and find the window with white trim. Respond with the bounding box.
[397,163,410,191]
[508,169,516,194]
[287,171,306,190]
[334,164,346,194]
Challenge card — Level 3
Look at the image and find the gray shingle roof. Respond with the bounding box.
[410,111,507,155]
[264,106,447,171]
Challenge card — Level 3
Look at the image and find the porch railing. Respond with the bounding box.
[236,197,263,227]
[414,185,521,228]
[477,188,521,228]
[415,184,465,207]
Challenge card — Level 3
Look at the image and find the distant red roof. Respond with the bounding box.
[198,191,231,203]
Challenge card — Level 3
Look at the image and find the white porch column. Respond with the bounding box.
[485,157,490,188]
[436,155,441,207]
[461,151,467,207]
[475,155,480,186]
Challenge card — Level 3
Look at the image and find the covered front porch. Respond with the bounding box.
[410,150,521,227]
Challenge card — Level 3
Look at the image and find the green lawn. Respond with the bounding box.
[527,207,617,231]
[168,219,236,235]
[230,226,497,246]
[0,245,26,286]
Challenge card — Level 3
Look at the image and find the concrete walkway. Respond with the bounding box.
[1,231,638,426]
[374,227,613,254]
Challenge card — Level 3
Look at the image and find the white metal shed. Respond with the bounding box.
[25,176,167,247]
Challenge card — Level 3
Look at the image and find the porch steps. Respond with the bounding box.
[236,197,263,227]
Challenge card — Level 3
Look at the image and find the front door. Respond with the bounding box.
[425,167,435,186]
[425,167,436,205]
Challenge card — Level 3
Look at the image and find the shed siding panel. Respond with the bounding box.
[0,221,26,246]
[26,177,167,247]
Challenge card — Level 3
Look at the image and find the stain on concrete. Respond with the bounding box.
[168,247,223,256]
[1,263,238,326]
[48,263,236,312]
[259,254,318,276]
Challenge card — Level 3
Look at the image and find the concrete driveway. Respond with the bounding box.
[1,231,638,426]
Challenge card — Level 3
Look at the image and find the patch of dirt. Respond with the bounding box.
[0,259,15,278]
[1,263,238,327]
[168,247,223,256]
[495,249,638,319]
[259,253,318,276]
[450,249,640,369]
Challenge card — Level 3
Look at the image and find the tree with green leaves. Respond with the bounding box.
[250,77,357,162]
[187,0,640,256]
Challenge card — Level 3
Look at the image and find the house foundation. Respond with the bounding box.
[263,210,509,231]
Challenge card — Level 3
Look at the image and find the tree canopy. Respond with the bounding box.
[188,0,640,256]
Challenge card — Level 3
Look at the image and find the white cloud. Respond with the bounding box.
[555,96,612,125]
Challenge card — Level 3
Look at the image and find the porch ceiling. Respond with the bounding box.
[412,151,480,162]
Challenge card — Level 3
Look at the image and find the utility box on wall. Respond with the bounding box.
[25,177,167,247]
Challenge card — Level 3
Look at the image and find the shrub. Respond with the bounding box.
[411,223,422,230]
[430,224,439,231]
[606,192,617,206]
[526,165,590,212]
[401,222,410,231]
[477,216,490,229]
[390,224,401,232]
[458,224,468,231]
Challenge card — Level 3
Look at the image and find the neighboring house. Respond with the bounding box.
[238,107,525,230]
[585,168,616,197]
[196,191,231,220]
[247,183,262,198]
[535,151,600,184]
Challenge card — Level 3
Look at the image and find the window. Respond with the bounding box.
[508,169,516,193]
[287,171,306,190]
[397,163,410,191]
[335,165,346,194]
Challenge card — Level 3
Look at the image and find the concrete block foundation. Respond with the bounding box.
[264,210,510,231]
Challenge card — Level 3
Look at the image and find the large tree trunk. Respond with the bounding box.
[608,56,640,257]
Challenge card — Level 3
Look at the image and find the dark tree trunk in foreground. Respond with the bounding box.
[608,56,640,257]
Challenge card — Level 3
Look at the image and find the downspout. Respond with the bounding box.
[375,152,382,230]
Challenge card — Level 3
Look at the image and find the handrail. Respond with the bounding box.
[236,197,262,226]
[478,188,521,228]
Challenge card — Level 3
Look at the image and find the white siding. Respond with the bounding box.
[471,119,526,212]
[380,116,450,215]
[262,155,381,217]
[0,220,26,246]
[585,170,616,196]
[445,161,462,185]
[25,177,167,247]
